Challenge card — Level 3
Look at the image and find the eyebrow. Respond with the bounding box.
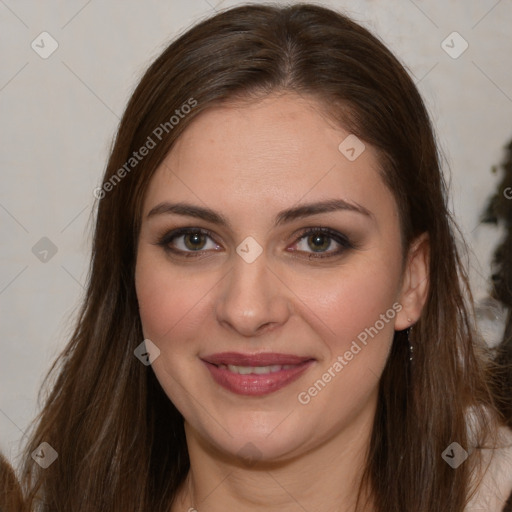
[146,199,373,228]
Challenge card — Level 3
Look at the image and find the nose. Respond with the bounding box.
[215,252,291,337]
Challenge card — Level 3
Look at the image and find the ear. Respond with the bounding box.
[394,232,430,331]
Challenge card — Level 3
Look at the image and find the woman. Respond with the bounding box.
[17,4,512,511]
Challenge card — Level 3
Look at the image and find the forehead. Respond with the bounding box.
[141,93,393,221]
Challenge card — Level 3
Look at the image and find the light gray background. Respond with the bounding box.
[1,0,511,469]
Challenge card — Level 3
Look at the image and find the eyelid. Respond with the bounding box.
[288,227,354,258]
[154,227,222,257]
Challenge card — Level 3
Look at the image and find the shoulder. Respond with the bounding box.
[466,425,512,512]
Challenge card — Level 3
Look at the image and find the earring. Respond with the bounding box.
[407,318,413,362]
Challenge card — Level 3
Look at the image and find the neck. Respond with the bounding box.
[172,395,377,512]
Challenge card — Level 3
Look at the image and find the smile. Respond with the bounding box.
[201,352,315,396]
[218,364,297,374]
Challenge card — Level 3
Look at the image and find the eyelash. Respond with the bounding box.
[155,227,355,260]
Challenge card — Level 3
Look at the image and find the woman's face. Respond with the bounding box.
[135,93,421,462]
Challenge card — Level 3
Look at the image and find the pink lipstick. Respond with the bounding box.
[201,352,315,396]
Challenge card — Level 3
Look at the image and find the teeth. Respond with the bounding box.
[220,364,296,374]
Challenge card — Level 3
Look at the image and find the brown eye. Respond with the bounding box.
[289,228,354,259]
[183,232,208,251]
[307,233,332,252]
[156,228,221,257]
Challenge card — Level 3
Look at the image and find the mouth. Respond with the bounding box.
[201,352,315,396]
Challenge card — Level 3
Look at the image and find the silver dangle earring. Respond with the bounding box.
[407,318,413,362]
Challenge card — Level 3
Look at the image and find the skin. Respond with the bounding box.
[135,92,429,512]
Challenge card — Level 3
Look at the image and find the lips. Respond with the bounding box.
[202,352,313,366]
[201,352,315,396]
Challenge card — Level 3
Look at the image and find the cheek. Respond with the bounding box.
[291,256,401,357]
[292,262,400,418]
[135,253,215,344]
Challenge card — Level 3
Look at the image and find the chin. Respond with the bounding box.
[187,408,318,465]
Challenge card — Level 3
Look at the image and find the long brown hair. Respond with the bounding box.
[19,4,510,510]
[0,453,24,511]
